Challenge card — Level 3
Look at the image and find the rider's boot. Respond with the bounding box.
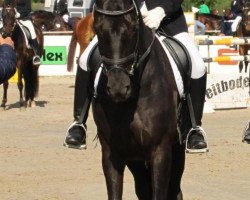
[63,66,91,149]
[243,121,250,143]
[30,39,41,65]
[186,73,209,153]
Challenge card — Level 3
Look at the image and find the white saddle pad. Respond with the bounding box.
[80,34,184,97]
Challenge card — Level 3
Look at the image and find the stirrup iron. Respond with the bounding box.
[185,126,209,153]
[242,121,250,144]
[63,121,87,150]
[33,56,41,65]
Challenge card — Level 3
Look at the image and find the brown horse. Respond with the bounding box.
[1,0,43,108]
[30,10,72,32]
[236,0,250,73]
[197,13,222,35]
[67,12,95,71]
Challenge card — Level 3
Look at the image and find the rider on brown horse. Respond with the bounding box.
[53,0,69,24]
[15,0,41,65]
[64,0,208,153]
[231,0,244,34]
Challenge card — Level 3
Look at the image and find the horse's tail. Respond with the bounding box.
[67,30,77,72]
[23,60,39,100]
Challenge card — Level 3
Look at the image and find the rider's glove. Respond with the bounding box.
[143,7,166,29]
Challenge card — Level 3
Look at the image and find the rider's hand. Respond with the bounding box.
[0,36,14,49]
[143,7,166,29]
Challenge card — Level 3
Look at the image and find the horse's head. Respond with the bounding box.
[1,0,16,37]
[93,0,141,102]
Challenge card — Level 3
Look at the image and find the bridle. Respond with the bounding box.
[1,5,17,38]
[93,0,155,76]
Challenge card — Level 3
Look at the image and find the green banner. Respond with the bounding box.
[42,46,67,65]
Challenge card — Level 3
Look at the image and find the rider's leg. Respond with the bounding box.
[174,32,208,153]
[231,15,242,34]
[19,20,41,65]
[64,36,98,149]
[64,65,91,149]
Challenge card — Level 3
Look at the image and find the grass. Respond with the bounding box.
[32,3,45,11]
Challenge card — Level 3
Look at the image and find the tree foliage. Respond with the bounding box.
[182,0,232,14]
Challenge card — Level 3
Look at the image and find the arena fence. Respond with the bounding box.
[196,37,250,46]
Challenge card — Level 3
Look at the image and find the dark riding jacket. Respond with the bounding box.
[231,0,244,17]
[53,0,69,16]
[16,0,32,18]
[141,0,187,36]
[0,44,17,85]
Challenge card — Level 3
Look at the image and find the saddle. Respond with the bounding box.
[157,31,192,96]
[85,33,192,98]
[16,20,32,49]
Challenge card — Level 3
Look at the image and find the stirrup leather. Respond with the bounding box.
[63,121,87,150]
[242,121,250,144]
[185,126,209,153]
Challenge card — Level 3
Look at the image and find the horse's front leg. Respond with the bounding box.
[1,81,9,109]
[17,77,25,108]
[101,139,125,200]
[150,143,172,200]
[16,66,25,108]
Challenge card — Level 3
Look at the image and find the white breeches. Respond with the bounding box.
[174,32,206,79]
[19,20,37,39]
[231,16,242,33]
[79,32,206,79]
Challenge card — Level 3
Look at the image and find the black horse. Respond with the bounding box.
[90,0,185,199]
[1,0,43,108]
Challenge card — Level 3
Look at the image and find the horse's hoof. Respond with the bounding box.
[28,100,36,108]
[19,101,27,110]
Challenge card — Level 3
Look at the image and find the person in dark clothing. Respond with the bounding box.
[53,0,69,23]
[220,9,234,36]
[14,0,41,65]
[231,0,244,34]
[0,35,17,85]
[64,0,208,153]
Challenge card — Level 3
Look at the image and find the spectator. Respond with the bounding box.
[212,9,219,16]
[0,35,16,85]
[192,7,206,35]
[195,20,206,35]
[199,0,210,14]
